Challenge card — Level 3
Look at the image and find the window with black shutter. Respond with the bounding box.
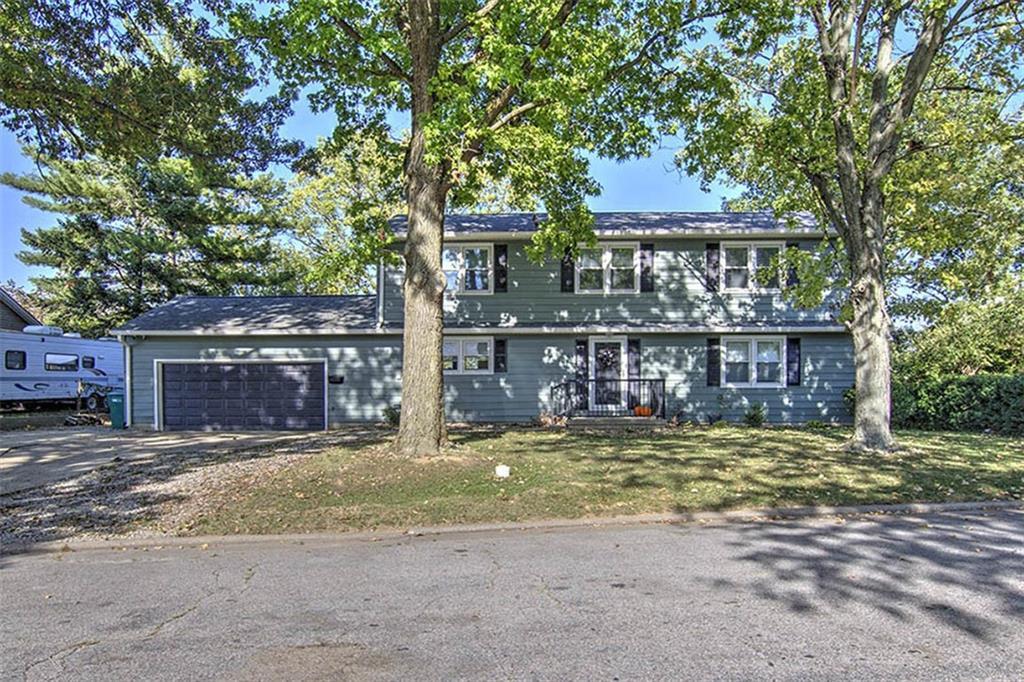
[494,338,508,372]
[786,338,801,386]
[639,243,655,292]
[785,241,800,288]
[705,243,720,292]
[561,248,575,292]
[494,244,509,292]
[706,338,721,386]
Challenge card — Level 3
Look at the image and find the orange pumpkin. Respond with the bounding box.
[634,406,654,417]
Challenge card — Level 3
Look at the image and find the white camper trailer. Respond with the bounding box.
[0,326,124,410]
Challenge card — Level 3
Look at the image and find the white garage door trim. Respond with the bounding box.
[153,358,328,431]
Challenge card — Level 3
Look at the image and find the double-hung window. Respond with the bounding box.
[443,245,493,294]
[443,337,494,375]
[722,243,782,291]
[576,243,638,294]
[723,338,784,387]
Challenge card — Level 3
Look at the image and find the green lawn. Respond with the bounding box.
[186,425,1024,536]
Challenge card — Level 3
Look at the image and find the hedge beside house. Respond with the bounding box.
[893,374,1024,435]
[843,375,1024,435]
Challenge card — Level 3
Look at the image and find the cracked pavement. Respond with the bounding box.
[2,508,1023,680]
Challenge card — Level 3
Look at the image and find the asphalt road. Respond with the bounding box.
[2,509,1022,681]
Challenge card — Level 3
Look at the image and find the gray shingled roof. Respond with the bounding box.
[390,211,821,238]
[115,295,378,333]
[1,286,41,326]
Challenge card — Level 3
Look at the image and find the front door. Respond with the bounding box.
[590,337,627,411]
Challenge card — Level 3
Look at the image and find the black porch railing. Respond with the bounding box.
[551,379,666,419]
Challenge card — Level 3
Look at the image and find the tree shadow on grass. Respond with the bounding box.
[695,509,1024,642]
[0,426,391,557]
[452,424,1023,512]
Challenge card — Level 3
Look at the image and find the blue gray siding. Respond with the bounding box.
[642,334,853,423]
[383,238,838,327]
[129,332,852,427]
[128,336,403,427]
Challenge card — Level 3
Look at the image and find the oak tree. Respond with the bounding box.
[0,0,295,170]
[672,0,1023,449]
[242,0,749,454]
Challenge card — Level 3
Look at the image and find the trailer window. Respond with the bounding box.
[5,350,26,370]
[45,353,78,371]
[82,356,95,369]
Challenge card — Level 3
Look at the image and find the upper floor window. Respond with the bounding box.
[45,352,78,371]
[443,336,493,375]
[723,338,784,387]
[443,244,493,294]
[5,350,26,370]
[723,243,781,291]
[576,243,638,294]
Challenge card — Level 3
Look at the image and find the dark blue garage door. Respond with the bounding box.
[161,362,325,431]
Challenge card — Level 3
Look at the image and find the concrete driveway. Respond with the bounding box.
[0,428,314,494]
[2,508,1022,680]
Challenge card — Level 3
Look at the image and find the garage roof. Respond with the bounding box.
[114,295,378,335]
[390,211,823,239]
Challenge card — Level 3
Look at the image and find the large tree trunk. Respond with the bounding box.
[846,188,896,451]
[397,166,448,456]
[849,267,895,450]
[396,0,448,456]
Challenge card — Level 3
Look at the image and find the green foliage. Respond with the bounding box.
[842,387,856,417]
[893,375,1024,436]
[885,77,1024,323]
[4,154,299,336]
[282,135,404,293]
[238,0,757,261]
[845,374,1024,436]
[0,0,296,170]
[743,402,766,428]
[895,290,1024,379]
[671,5,1024,320]
[382,404,401,428]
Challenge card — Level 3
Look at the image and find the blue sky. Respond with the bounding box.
[0,102,737,290]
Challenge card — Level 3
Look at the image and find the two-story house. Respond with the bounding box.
[114,212,853,430]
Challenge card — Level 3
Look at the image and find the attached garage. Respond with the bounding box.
[157,360,327,431]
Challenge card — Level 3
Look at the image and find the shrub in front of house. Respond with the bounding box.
[895,374,1024,435]
[846,374,1024,435]
[383,404,401,427]
[743,402,766,428]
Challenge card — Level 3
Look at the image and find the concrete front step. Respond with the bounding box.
[567,416,666,429]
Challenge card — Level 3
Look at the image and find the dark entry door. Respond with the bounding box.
[161,362,325,431]
[592,341,624,407]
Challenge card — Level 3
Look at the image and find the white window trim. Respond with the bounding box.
[721,242,784,293]
[443,336,495,375]
[575,242,640,295]
[443,244,494,295]
[721,336,787,388]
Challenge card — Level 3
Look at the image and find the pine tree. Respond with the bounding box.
[4,155,299,336]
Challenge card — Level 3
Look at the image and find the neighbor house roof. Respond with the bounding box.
[114,295,379,335]
[0,287,41,326]
[390,211,824,240]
